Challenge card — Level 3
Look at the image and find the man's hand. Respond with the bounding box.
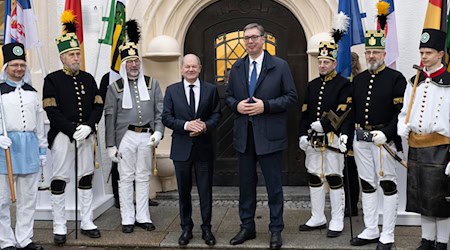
[186,119,206,133]
[73,125,92,142]
[148,131,163,147]
[107,146,120,163]
[237,97,264,116]
[310,121,324,133]
[445,161,450,176]
[370,130,387,145]
[339,134,348,153]
[299,136,309,151]
[0,136,12,149]
[397,122,411,138]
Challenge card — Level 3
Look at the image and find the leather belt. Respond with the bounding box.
[128,124,153,133]
[355,123,384,131]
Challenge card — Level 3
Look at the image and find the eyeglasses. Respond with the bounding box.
[364,50,384,56]
[243,35,263,42]
[126,59,140,65]
[8,63,27,69]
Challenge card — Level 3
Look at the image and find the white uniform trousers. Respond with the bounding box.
[304,137,345,232]
[118,130,153,225]
[0,173,39,248]
[50,132,97,235]
[353,137,399,244]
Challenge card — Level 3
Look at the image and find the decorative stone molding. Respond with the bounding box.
[144,35,181,62]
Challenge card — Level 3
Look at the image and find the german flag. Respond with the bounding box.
[423,0,448,69]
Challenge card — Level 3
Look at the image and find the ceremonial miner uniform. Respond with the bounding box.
[0,43,47,250]
[42,11,103,245]
[104,20,164,233]
[299,40,351,237]
[398,28,450,250]
[350,30,406,248]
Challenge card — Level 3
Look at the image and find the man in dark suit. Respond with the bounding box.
[162,54,221,246]
[226,23,297,250]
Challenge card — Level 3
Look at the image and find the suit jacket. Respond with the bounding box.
[162,80,221,162]
[226,51,297,155]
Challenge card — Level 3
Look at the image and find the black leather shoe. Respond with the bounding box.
[376,241,393,250]
[53,234,66,246]
[350,237,379,246]
[202,230,216,246]
[135,222,155,231]
[148,199,159,206]
[18,242,43,250]
[81,228,101,238]
[178,231,193,246]
[327,229,342,238]
[270,231,282,250]
[417,238,435,250]
[229,228,256,245]
[299,223,327,231]
[122,225,134,233]
[2,246,16,250]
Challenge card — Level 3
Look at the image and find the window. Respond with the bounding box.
[214,30,276,84]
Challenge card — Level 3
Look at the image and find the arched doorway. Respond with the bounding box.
[184,0,308,186]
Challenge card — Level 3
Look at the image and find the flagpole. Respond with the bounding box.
[93,0,113,79]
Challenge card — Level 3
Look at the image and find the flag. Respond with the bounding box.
[4,0,40,48]
[423,0,447,67]
[99,0,127,84]
[378,0,399,69]
[65,0,85,70]
[336,0,365,78]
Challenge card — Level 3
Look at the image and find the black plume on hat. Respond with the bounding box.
[125,20,141,44]
[2,43,26,64]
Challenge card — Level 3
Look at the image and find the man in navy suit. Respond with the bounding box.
[226,23,297,250]
[162,54,221,246]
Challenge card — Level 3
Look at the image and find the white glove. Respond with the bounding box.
[370,130,387,145]
[39,155,47,167]
[445,161,450,176]
[339,134,348,153]
[310,121,324,133]
[299,136,309,151]
[0,136,12,149]
[148,131,163,147]
[73,125,92,142]
[397,122,411,138]
[107,146,120,163]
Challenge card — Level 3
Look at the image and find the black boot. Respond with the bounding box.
[53,234,66,246]
[416,238,435,250]
[435,242,447,250]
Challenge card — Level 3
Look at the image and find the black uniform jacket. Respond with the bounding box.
[43,69,103,148]
[300,71,352,137]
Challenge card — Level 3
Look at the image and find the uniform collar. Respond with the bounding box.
[63,66,79,76]
[321,70,337,82]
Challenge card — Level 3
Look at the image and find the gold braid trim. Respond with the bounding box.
[94,95,103,104]
[337,104,347,111]
[301,104,308,112]
[393,97,403,105]
[43,98,57,108]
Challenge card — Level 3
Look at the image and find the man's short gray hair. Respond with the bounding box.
[243,23,265,36]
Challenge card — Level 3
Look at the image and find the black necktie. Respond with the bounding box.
[189,85,195,115]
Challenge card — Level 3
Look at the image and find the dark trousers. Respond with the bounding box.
[239,124,284,233]
[111,162,119,200]
[343,155,360,213]
[173,144,213,232]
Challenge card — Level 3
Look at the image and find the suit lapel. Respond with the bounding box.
[254,52,272,93]
[241,59,250,97]
[176,82,194,117]
[196,81,206,116]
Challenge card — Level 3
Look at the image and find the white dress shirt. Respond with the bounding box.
[248,52,265,83]
[183,78,200,131]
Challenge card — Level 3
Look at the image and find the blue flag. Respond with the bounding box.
[336,0,365,78]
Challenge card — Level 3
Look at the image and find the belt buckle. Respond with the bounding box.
[135,127,143,133]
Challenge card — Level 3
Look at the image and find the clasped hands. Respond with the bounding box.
[237,97,264,116]
[187,119,207,137]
